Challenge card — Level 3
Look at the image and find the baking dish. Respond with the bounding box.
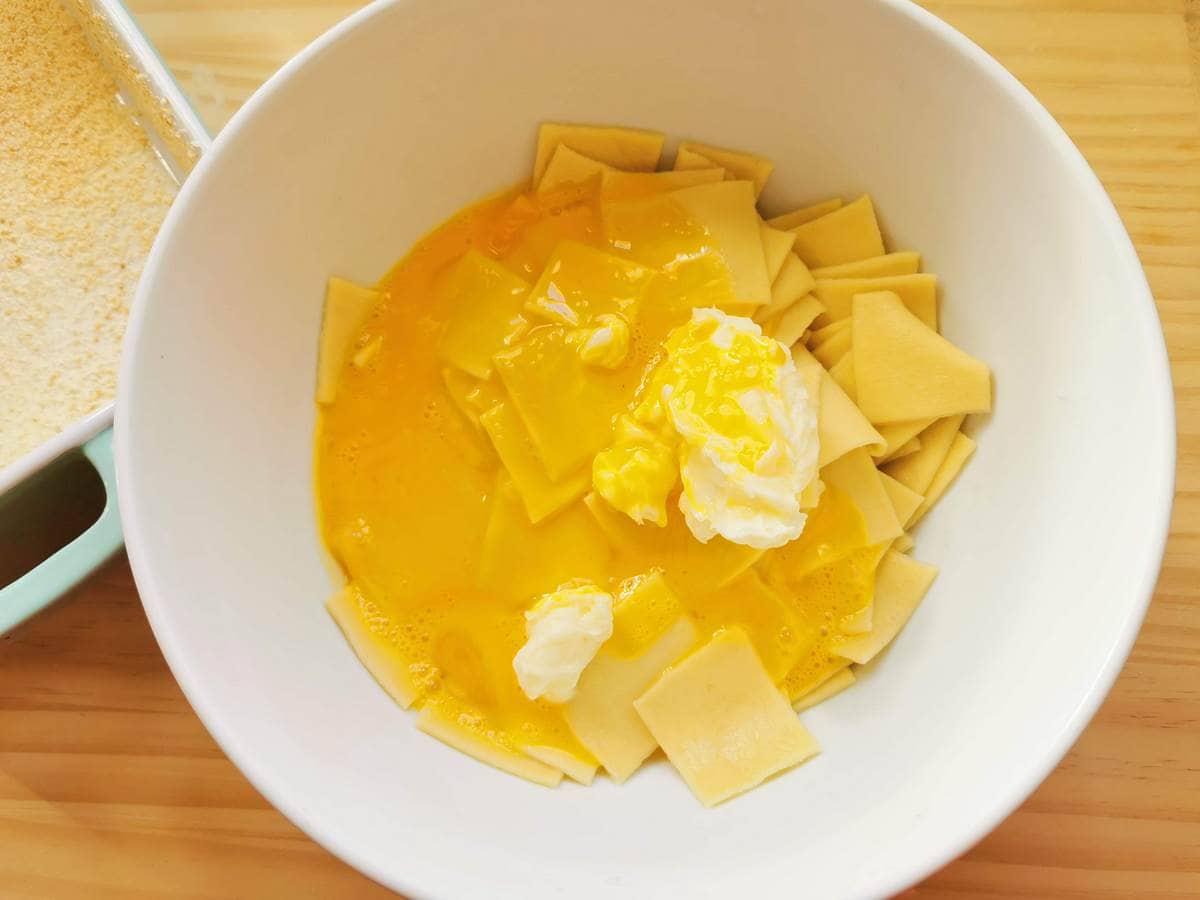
[0,0,210,633]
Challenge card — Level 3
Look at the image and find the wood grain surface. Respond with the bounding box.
[2,0,1198,897]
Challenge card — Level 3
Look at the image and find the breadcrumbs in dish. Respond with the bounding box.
[0,0,176,469]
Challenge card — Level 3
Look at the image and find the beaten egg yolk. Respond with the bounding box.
[315,179,877,773]
[598,307,818,550]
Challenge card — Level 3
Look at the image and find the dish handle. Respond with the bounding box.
[0,428,123,635]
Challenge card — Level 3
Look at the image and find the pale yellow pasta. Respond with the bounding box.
[326,584,419,708]
[820,447,904,545]
[793,347,886,464]
[812,326,852,369]
[812,251,921,280]
[565,617,698,783]
[815,273,938,330]
[537,144,608,192]
[480,402,589,523]
[672,146,711,168]
[852,292,991,424]
[760,222,798,282]
[828,351,856,397]
[437,251,530,379]
[908,431,976,526]
[417,708,563,787]
[875,417,936,462]
[809,317,851,349]
[841,541,891,635]
[769,294,825,346]
[441,368,503,432]
[767,197,843,230]
[599,166,724,200]
[790,194,885,268]
[520,745,598,786]
[882,415,965,495]
[672,181,772,305]
[634,629,820,807]
[835,551,938,665]
[533,122,663,184]
[317,277,379,403]
[793,667,856,712]
[674,140,774,196]
[878,470,924,527]
[882,436,921,463]
[755,252,816,322]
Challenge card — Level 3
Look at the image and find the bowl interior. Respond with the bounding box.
[118,1,1173,897]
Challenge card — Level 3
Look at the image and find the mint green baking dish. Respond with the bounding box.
[0,0,210,634]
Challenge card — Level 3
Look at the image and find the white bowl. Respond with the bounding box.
[116,0,1175,896]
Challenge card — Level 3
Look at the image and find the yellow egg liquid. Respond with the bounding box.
[315,178,877,771]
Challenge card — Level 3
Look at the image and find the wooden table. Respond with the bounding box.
[2,1,1197,896]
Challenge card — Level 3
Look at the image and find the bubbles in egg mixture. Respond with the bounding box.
[775,539,886,701]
